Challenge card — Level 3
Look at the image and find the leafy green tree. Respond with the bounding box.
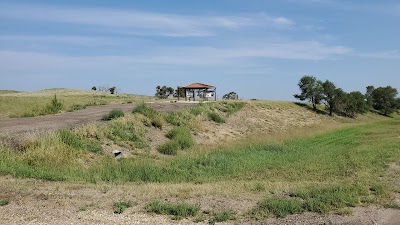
[372,86,398,116]
[294,75,323,111]
[222,92,238,100]
[155,85,174,99]
[365,86,375,109]
[91,86,97,91]
[173,87,186,98]
[322,80,339,116]
[343,91,368,118]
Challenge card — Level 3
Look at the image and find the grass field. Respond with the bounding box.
[0,88,154,118]
[0,90,399,222]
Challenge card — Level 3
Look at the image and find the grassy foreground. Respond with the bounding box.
[0,100,399,219]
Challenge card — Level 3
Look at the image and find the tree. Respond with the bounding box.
[372,86,398,116]
[222,92,238,100]
[294,75,323,111]
[342,91,368,118]
[109,86,116,94]
[91,86,97,91]
[322,80,338,116]
[155,85,174,99]
[173,87,186,98]
[365,86,375,109]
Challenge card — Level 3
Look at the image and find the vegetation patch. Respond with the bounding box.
[167,127,194,149]
[145,200,200,220]
[208,112,225,123]
[157,140,179,155]
[0,199,9,206]
[133,103,164,129]
[113,201,132,214]
[210,210,236,224]
[102,109,125,121]
[251,183,377,219]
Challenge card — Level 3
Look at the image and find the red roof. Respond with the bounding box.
[181,82,215,89]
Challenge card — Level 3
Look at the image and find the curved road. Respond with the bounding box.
[0,102,192,136]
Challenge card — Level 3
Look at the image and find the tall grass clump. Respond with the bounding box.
[145,200,200,220]
[102,109,125,121]
[167,127,194,149]
[210,210,236,223]
[157,141,179,155]
[133,103,164,129]
[59,129,82,149]
[208,112,225,123]
[0,199,9,206]
[45,95,64,114]
[250,197,304,219]
[106,114,148,149]
[219,101,246,116]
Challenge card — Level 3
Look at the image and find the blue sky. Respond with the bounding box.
[0,0,399,100]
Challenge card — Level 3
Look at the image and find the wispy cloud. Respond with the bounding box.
[0,4,294,37]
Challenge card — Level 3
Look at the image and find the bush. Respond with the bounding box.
[167,127,194,150]
[133,103,164,129]
[113,201,132,214]
[157,141,179,155]
[208,112,225,123]
[145,200,200,220]
[58,129,82,149]
[102,109,125,121]
[132,103,157,117]
[45,95,64,114]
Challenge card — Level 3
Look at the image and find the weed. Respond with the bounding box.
[132,102,157,117]
[208,112,225,123]
[113,201,132,214]
[58,129,82,149]
[0,199,9,206]
[253,182,266,192]
[102,109,125,121]
[167,127,194,150]
[336,207,353,216]
[83,141,103,153]
[45,95,64,114]
[145,200,200,220]
[210,210,236,224]
[157,141,179,155]
[251,197,303,219]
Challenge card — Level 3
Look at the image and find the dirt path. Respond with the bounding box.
[0,102,192,136]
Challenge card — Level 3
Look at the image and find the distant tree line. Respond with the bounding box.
[294,75,399,117]
[91,86,117,94]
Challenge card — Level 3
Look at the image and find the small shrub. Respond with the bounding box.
[151,114,164,129]
[132,103,157,117]
[0,199,9,206]
[59,129,82,149]
[145,200,200,220]
[384,203,400,209]
[208,112,225,123]
[164,111,195,126]
[167,127,194,150]
[158,141,179,155]
[45,95,64,114]
[113,201,132,214]
[102,109,125,121]
[210,210,236,224]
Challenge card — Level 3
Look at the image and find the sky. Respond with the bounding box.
[0,0,399,100]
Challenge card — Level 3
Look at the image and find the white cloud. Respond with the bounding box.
[272,17,294,26]
[0,4,295,37]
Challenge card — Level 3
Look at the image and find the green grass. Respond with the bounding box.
[133,103,165,129]
[145,200,200,220]
[113,201,132,214]
[167,127,194,149]
[251,197,304,219]
[157,140,179,155]
[210,210,236,223]
[208,112,225,123]
[102,109,125,121]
